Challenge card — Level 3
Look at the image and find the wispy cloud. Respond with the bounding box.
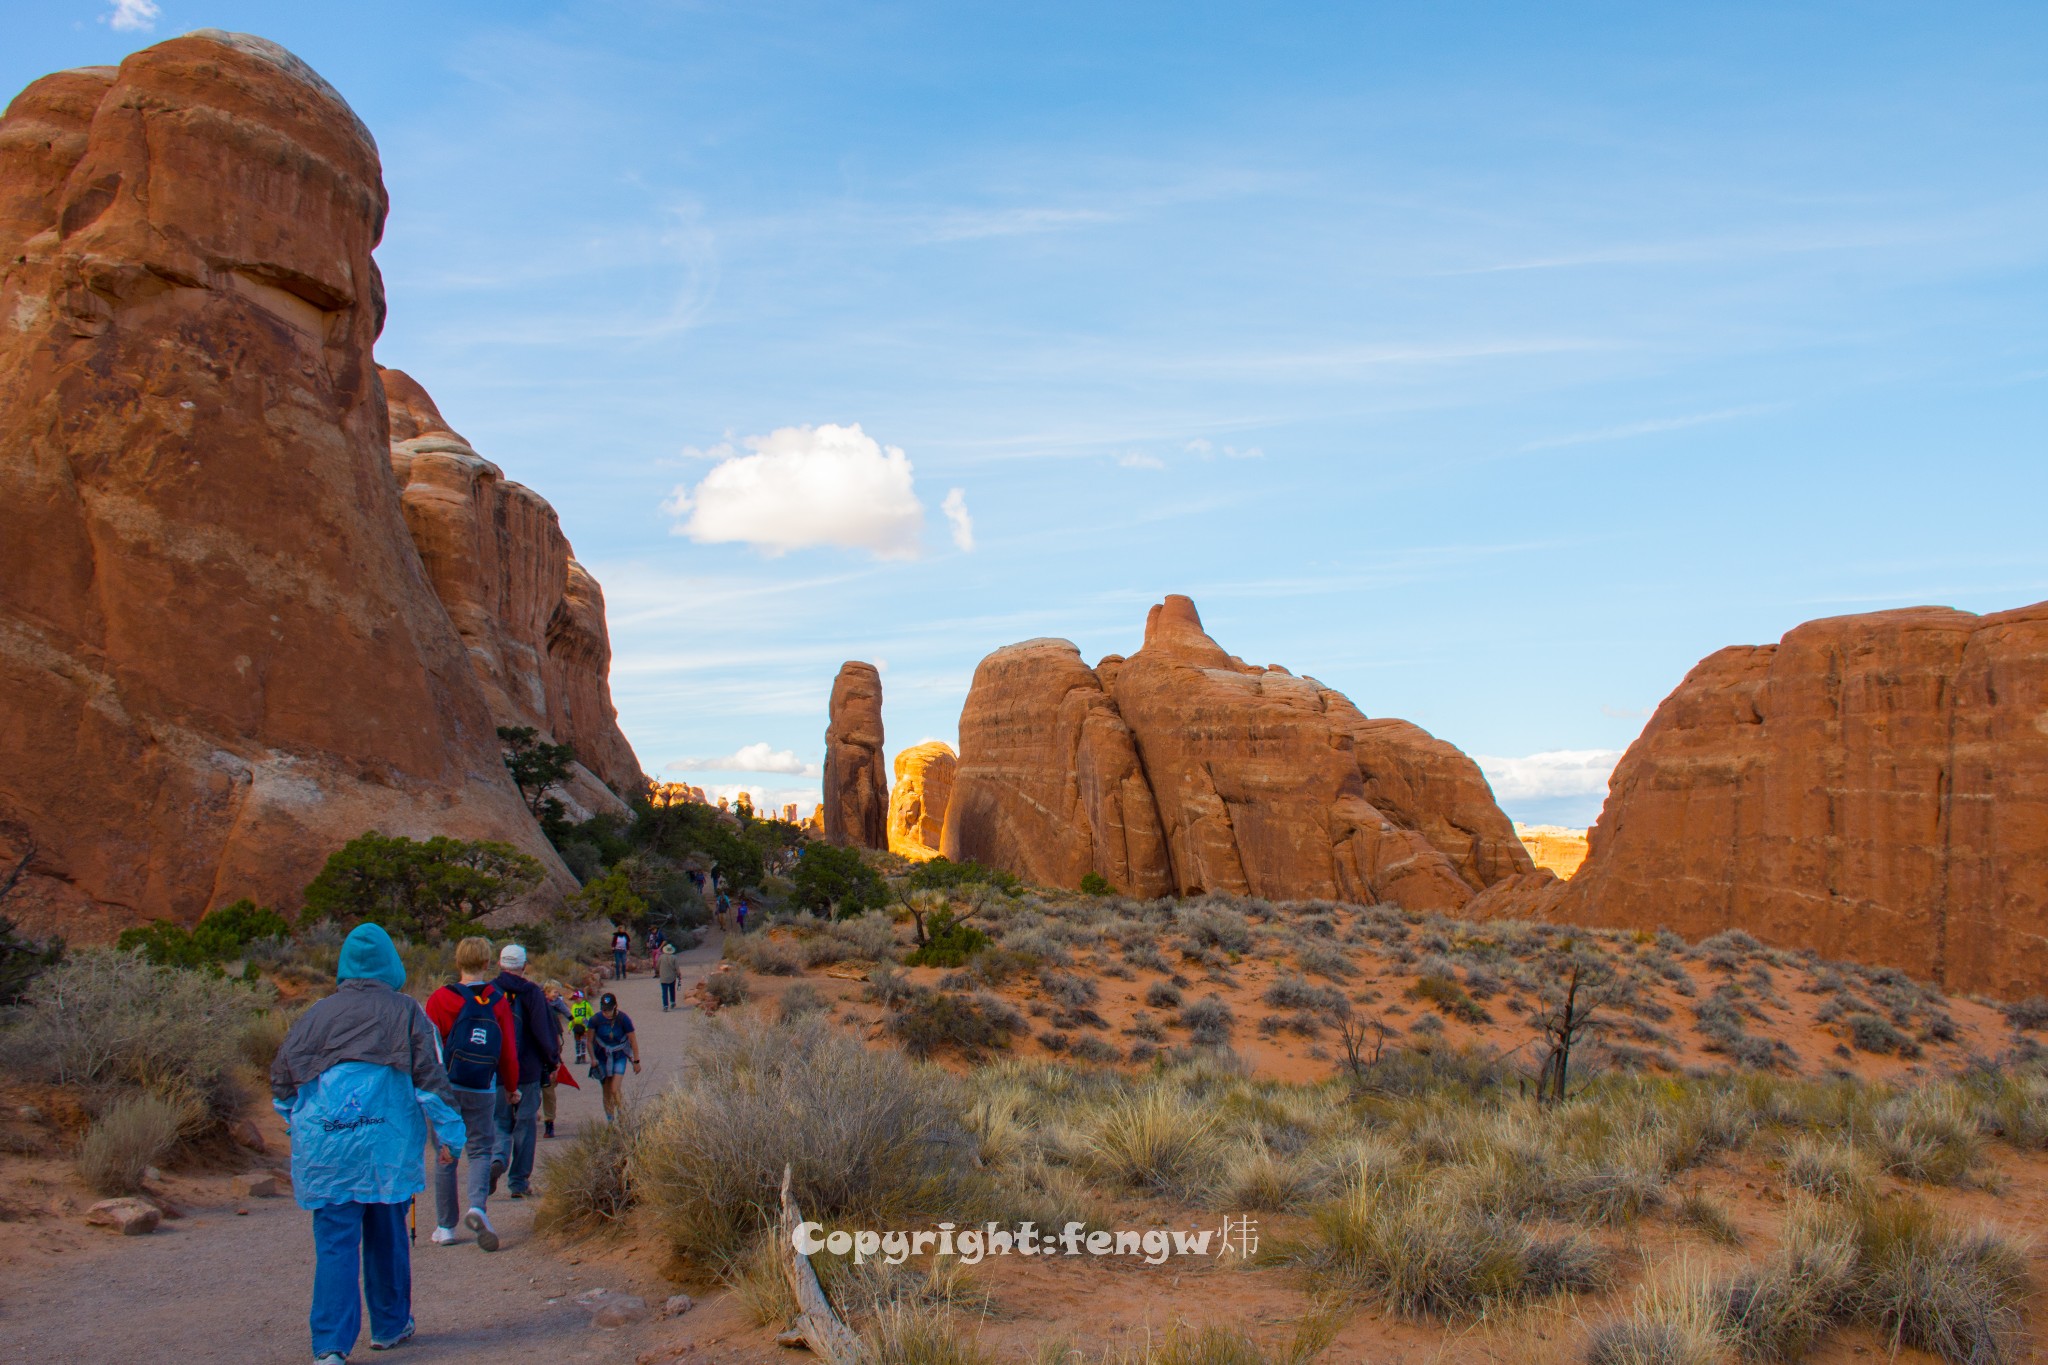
[942,488,975,551]
[1521,405,1777,452]
[667,742,818,776]
[1119,452,1166,470]
[1476,749,1625,801]
[105,0,158,31]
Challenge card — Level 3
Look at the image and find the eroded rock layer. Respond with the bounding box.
[382,368,643,815]
[887,741,956,860]
[942,597,1530,907]
[0,33,570,937]
[1476,603,2048,998]
[823,663,887,849]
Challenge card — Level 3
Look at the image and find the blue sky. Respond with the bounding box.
[15,1,2047,826]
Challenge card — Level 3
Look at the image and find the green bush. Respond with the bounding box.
[1078,872,1113,896]
[792,843,889,917]
[890,991,1022,1060]
[301,832,543,941]
[904,908,991,968]
[567,868,648,928]
[117,899,290,969]
[904,858,1020,896]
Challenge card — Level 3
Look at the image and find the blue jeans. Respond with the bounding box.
[660,980,677,1009]
[612,950,626,978]
[311,1200,410,1357]
[434,1086,498,1229]
[494,1082,542,1194]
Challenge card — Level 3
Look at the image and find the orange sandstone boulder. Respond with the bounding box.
[381,368,643,814]
[1476,603,2048,998]
[943,598,1529,906]
[823,663,887,849]
[0,33,570,938]
[887,741,957,860]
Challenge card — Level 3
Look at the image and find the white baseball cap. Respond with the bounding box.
[498,944,528,969]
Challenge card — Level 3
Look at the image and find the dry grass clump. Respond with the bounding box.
[798,910,900,967]
[890,991,1024,1060]
[704,971,750,1007]
[635,1020,979,1267]
[1780,1132,1877,1200]
[1866,1085,1983,1185]
[1674,1188,1742,1247]
[779,982,830,1023]
[1582,1270,1730,1365]
[860,1301,995,1365]
[725,934,803,976]
[76,1092,195,1194]
[1086,1087,1223,1197]
[535,1111,637,1235]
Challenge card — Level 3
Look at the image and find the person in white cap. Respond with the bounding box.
[488,943,560,1201]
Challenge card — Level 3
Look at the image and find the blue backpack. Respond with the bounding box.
[445,984,504,1091]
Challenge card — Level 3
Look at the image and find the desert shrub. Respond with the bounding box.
[1116,1315,1339,1365]
[1410,973,1486,1025]
[791,842,889,917]
[904,908,990,969]
[1040,1031,1071,1053]
[635,1021,977,1266]
[301,832,543,940]
[1845,1197,2030,1365]
[3,948,265,1124]
[1179,997,1235,1047]
[1867,1087,1982,1185]
[1583,1274,1731,1365]
[239,1007,295,1072]
[1178,904,1253,955]
[1782,1133,1877,1200]
[1079,873,1113,896]
[903,857,1021,896]
[1845,1010,1914,1056]
[1039,971,1099,1008]
[1295,942,1357,982]
[2001,995,2048,1032]
[566,867,649,926]
[891,992,1023,1060]
[1122,938,1170,973]
[867,966,920,1007]
[704,971,750,1008]
[535,1110,637,1234]
[0,915,65,1008]
[1675,1187,1743,1246]
[803,910,900,967]
[728,934,803,977]
[860,1300,994,1365]
[1086,1087,1222,1196]
[76,1092,192,1194]
[1963,1067,2048,1150]
[1145,981,1183,1009]
[1071,1035,1121,1065]
[779,983,829,1023]
[1264,975,1347,1016]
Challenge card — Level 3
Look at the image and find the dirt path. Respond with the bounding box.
[1,933,727,1364]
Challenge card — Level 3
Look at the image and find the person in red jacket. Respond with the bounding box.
[423,937,520,1251]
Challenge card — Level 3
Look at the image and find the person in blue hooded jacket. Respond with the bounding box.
[271,923,464,1364]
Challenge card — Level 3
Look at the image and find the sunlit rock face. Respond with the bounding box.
[1472,602,2048,999]
[0,33,572,937]
[887,741,956,861]
[824,662,888,849]
[944,596,1531,906]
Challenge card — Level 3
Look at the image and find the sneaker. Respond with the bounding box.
[487,1158,505,1196]
[508,1188,527,1201]
[369,1317,415,1350]
[315,1355,348,1365]
[429,1225,460,1246]
[543,1121,554,1138]
[464,1207,499,1253]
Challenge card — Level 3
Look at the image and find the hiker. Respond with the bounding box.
[610,923,630,979]
[735,892,750,934]
[539,981,575,1139]
[647,924,665,972]
[490,943,561,1201]
[423,937,519,1251]
[587,991,640,1122]
[656,940,680,1010]
[568,989,594,1064]
[715,889,731,931]
[271,923,463,1365]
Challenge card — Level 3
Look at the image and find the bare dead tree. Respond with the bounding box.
[1338,1013,1390,1091]
[0,838,32,906]
[1534,958,1604,1105]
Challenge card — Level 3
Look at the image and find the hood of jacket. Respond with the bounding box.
[338,923,406,989]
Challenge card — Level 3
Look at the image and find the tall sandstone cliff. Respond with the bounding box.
[0,33,586,937]
[382,368,643,814]
[942,596,1531,907]
[823,662,888,849]
[1471,603,2048,997]
[887,740,956,860]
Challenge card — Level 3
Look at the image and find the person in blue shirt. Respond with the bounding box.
[586,992,640,1123]
[270,923,464,1365]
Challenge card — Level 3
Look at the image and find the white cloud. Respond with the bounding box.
[106,0,159,30]
[942,487,974,552]
[1119,452,1166,470]
[1183,437,1264,459]
[665,423,928,559]
[1476,749,1625,801]
[667,741,818,776]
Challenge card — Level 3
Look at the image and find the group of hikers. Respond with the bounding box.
[269,923,652,1363]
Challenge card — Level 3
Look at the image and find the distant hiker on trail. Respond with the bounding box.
[490,943,561,1201]
[716,890,731,930]
[646,924,665,973]
[657,940,680,1010]
[735,893,750,933]
[271,923,463,1365]
[539,980,575,1138]
[587,992,640,1122]
[567,989,593,1065]
[610,924,630,979]
[423,937,519,1251]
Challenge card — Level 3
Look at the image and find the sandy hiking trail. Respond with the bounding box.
[1,932,728,1364]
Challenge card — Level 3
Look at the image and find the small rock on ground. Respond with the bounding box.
[86,1198,162,1236]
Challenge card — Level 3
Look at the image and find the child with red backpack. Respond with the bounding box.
[423,937,520,1252]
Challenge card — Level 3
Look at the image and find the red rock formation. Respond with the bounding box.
[381,368,643,813]
[823,663,887,849]
[886,741,958,860]
[1475,603,2048,997]
[944,598,1530,905]
[1513,824,1590,879]
[0,33,570,938]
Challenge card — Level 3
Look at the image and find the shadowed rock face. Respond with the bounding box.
[0,33,571,937]
[943,597,1530,907]
[1472,602,2048,998]
[824,663,888,849]
[381,368,643,815]
[887,741,956,859]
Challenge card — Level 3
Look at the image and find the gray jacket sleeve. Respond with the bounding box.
[406,995,459,1108]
